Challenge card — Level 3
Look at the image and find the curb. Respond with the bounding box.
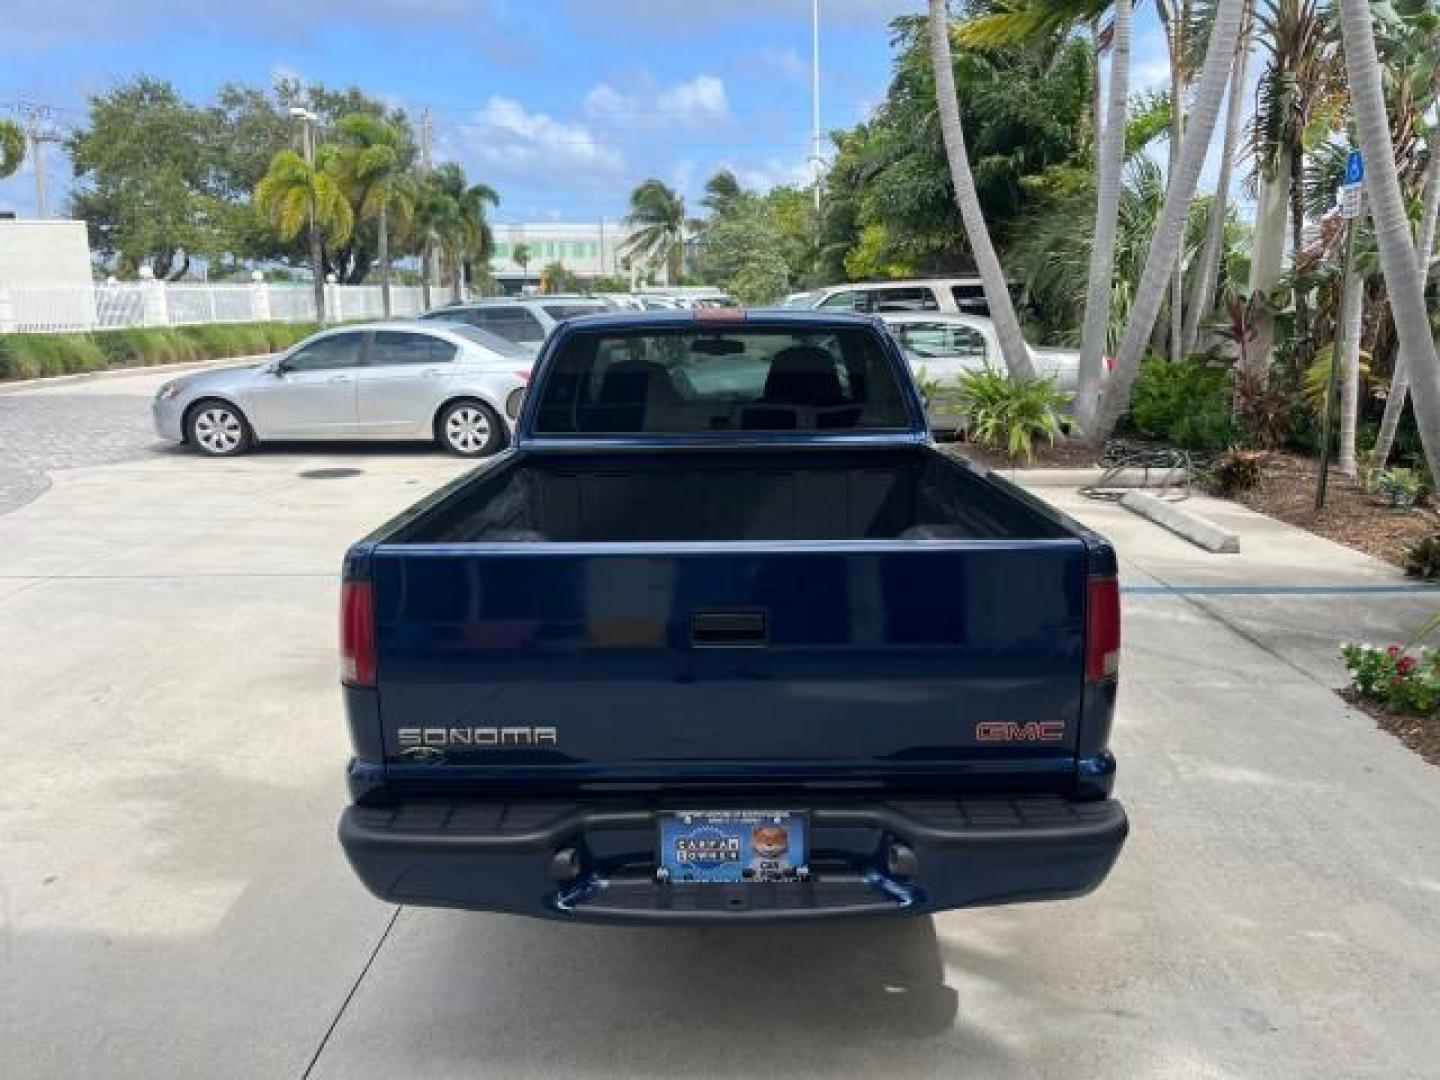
[999,467,1190,489]
[0,353,275,394]
[1120,490,1240,553]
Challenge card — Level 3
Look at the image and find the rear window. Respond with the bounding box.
[531,327,912,435]
[443,323,534,359]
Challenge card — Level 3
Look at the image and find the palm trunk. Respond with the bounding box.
[1182,0,1252,357]
[421,242,433,310]
[927,0,1035,382]
[1088,0,1246,444]
[1288,138,1313,375]
[378,202,392,318]
[1167,10,1185,364]
[1337,234,1366,476]
[1339,0,1440,484]
[1371,147,1440,466]
[1076,0,1132,433]
[309,218,326,324]
[1246,157,1291,381]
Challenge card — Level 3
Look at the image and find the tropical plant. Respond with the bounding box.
[1337,0,1440,484]
[927,0,1036,381]
[1129,356,1241,452]
[701,169,743,214]
[1341,641,1440,713]
[331,114,415,316]
[512,243,531,278]
[421,163,499,301]
[1369,466,1424,508]
[957,368,1070,462]
[540,261,580,294]
[1088,0,1247,444]
[621,179,687,284]
[253,146,354,321]
[1204,448,1268,495]
[1402,535,1440,579]
[0,118,24,180]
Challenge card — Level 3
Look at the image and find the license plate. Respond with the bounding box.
[658,810,808,884]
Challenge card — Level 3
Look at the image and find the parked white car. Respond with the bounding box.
[806,277,993,316]
[880,312,1092,432]
[417,295,615,350]
[153,321,532,458]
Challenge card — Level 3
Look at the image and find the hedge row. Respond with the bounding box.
[0,322,323,381]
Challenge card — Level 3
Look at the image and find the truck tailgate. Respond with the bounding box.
[369,540,1088,789]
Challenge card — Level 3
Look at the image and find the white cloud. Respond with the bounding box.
[460,97,624,183]
[732,157,814,192]
[753,46,809,85]
[584,75,730,127]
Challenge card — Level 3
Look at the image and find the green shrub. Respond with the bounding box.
[958,369,1070,463]
[0,321,324,381]
[1128,357,1240,454]
[1403,536,1440,580]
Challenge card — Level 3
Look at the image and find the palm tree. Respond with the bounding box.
[512,243,532,282]
[927,0,1036,382]
[253,147,354,323]
[332,114,415,317]
[0,119,24,181]
[1182,0,1254,356]
[1338,0,1440,482]
[702,169,744,214]
[423,164,499,302]
[1373,146,1440,465]
[621,179,687,284]
[1088,0,1246,443]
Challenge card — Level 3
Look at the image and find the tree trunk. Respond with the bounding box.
[1088,0,1246,444]
[1076,0,1132,433]
[378,202,392,318]
[1183,0,1252,357]
[1337,236,1365,476]
[1339,0,1440,484]
[451,249,463,303]
[927,0,1036,382]
[309,217,326,324]
[1167,9,1185,364]
[421,242,433,311]
[1371,147,1440,466]
[1288,136,1313,375]
[1245,157,1290,381]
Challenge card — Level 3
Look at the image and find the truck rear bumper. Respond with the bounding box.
[339,794,1127,923]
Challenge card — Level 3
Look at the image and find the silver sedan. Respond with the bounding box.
[153,321,532,457]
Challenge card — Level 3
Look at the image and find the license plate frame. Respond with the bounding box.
[657,810,809,884]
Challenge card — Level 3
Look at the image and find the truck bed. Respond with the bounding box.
[389,446,1073,544]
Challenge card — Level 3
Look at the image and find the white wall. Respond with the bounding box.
[0,220,97,328]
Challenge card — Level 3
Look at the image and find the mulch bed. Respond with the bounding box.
[1233,452,1440,568]
[1339,688,1440,767]
[942,437,1100,471]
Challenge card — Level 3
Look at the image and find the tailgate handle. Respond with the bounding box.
[690,609,768,648]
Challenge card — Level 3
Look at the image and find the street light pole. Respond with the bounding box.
[811,0,822,213]
[291,106,326,324]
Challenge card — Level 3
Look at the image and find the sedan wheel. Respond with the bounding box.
[440,400,504,457]
[188,403,250,457]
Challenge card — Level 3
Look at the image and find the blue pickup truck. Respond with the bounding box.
[337,309,1126,921]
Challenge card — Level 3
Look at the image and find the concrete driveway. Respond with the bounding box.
[3,371,1439,1079]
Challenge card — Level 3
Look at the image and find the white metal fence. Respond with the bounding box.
[0,280,434,334]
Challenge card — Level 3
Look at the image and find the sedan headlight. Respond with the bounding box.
[156,379,188,401]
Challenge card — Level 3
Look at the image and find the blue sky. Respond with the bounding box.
[1,0,1175,223]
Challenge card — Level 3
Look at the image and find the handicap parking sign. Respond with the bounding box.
[1344,149,1364,186]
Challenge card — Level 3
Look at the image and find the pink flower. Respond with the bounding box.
[1387,646,1402,656]
[1397,656,1418,674]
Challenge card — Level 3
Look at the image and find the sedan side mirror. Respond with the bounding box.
[264,359,287,376]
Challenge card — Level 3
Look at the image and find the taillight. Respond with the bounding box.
[1085,576,1120,682]
[340,580,376,687]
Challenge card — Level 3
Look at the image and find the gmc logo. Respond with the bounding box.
[975,721,1066,743]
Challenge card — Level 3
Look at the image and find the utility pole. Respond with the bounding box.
[290,107,325,324]
[419,108,435,309]
[810,0,823,213]
[21,103,62,219]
